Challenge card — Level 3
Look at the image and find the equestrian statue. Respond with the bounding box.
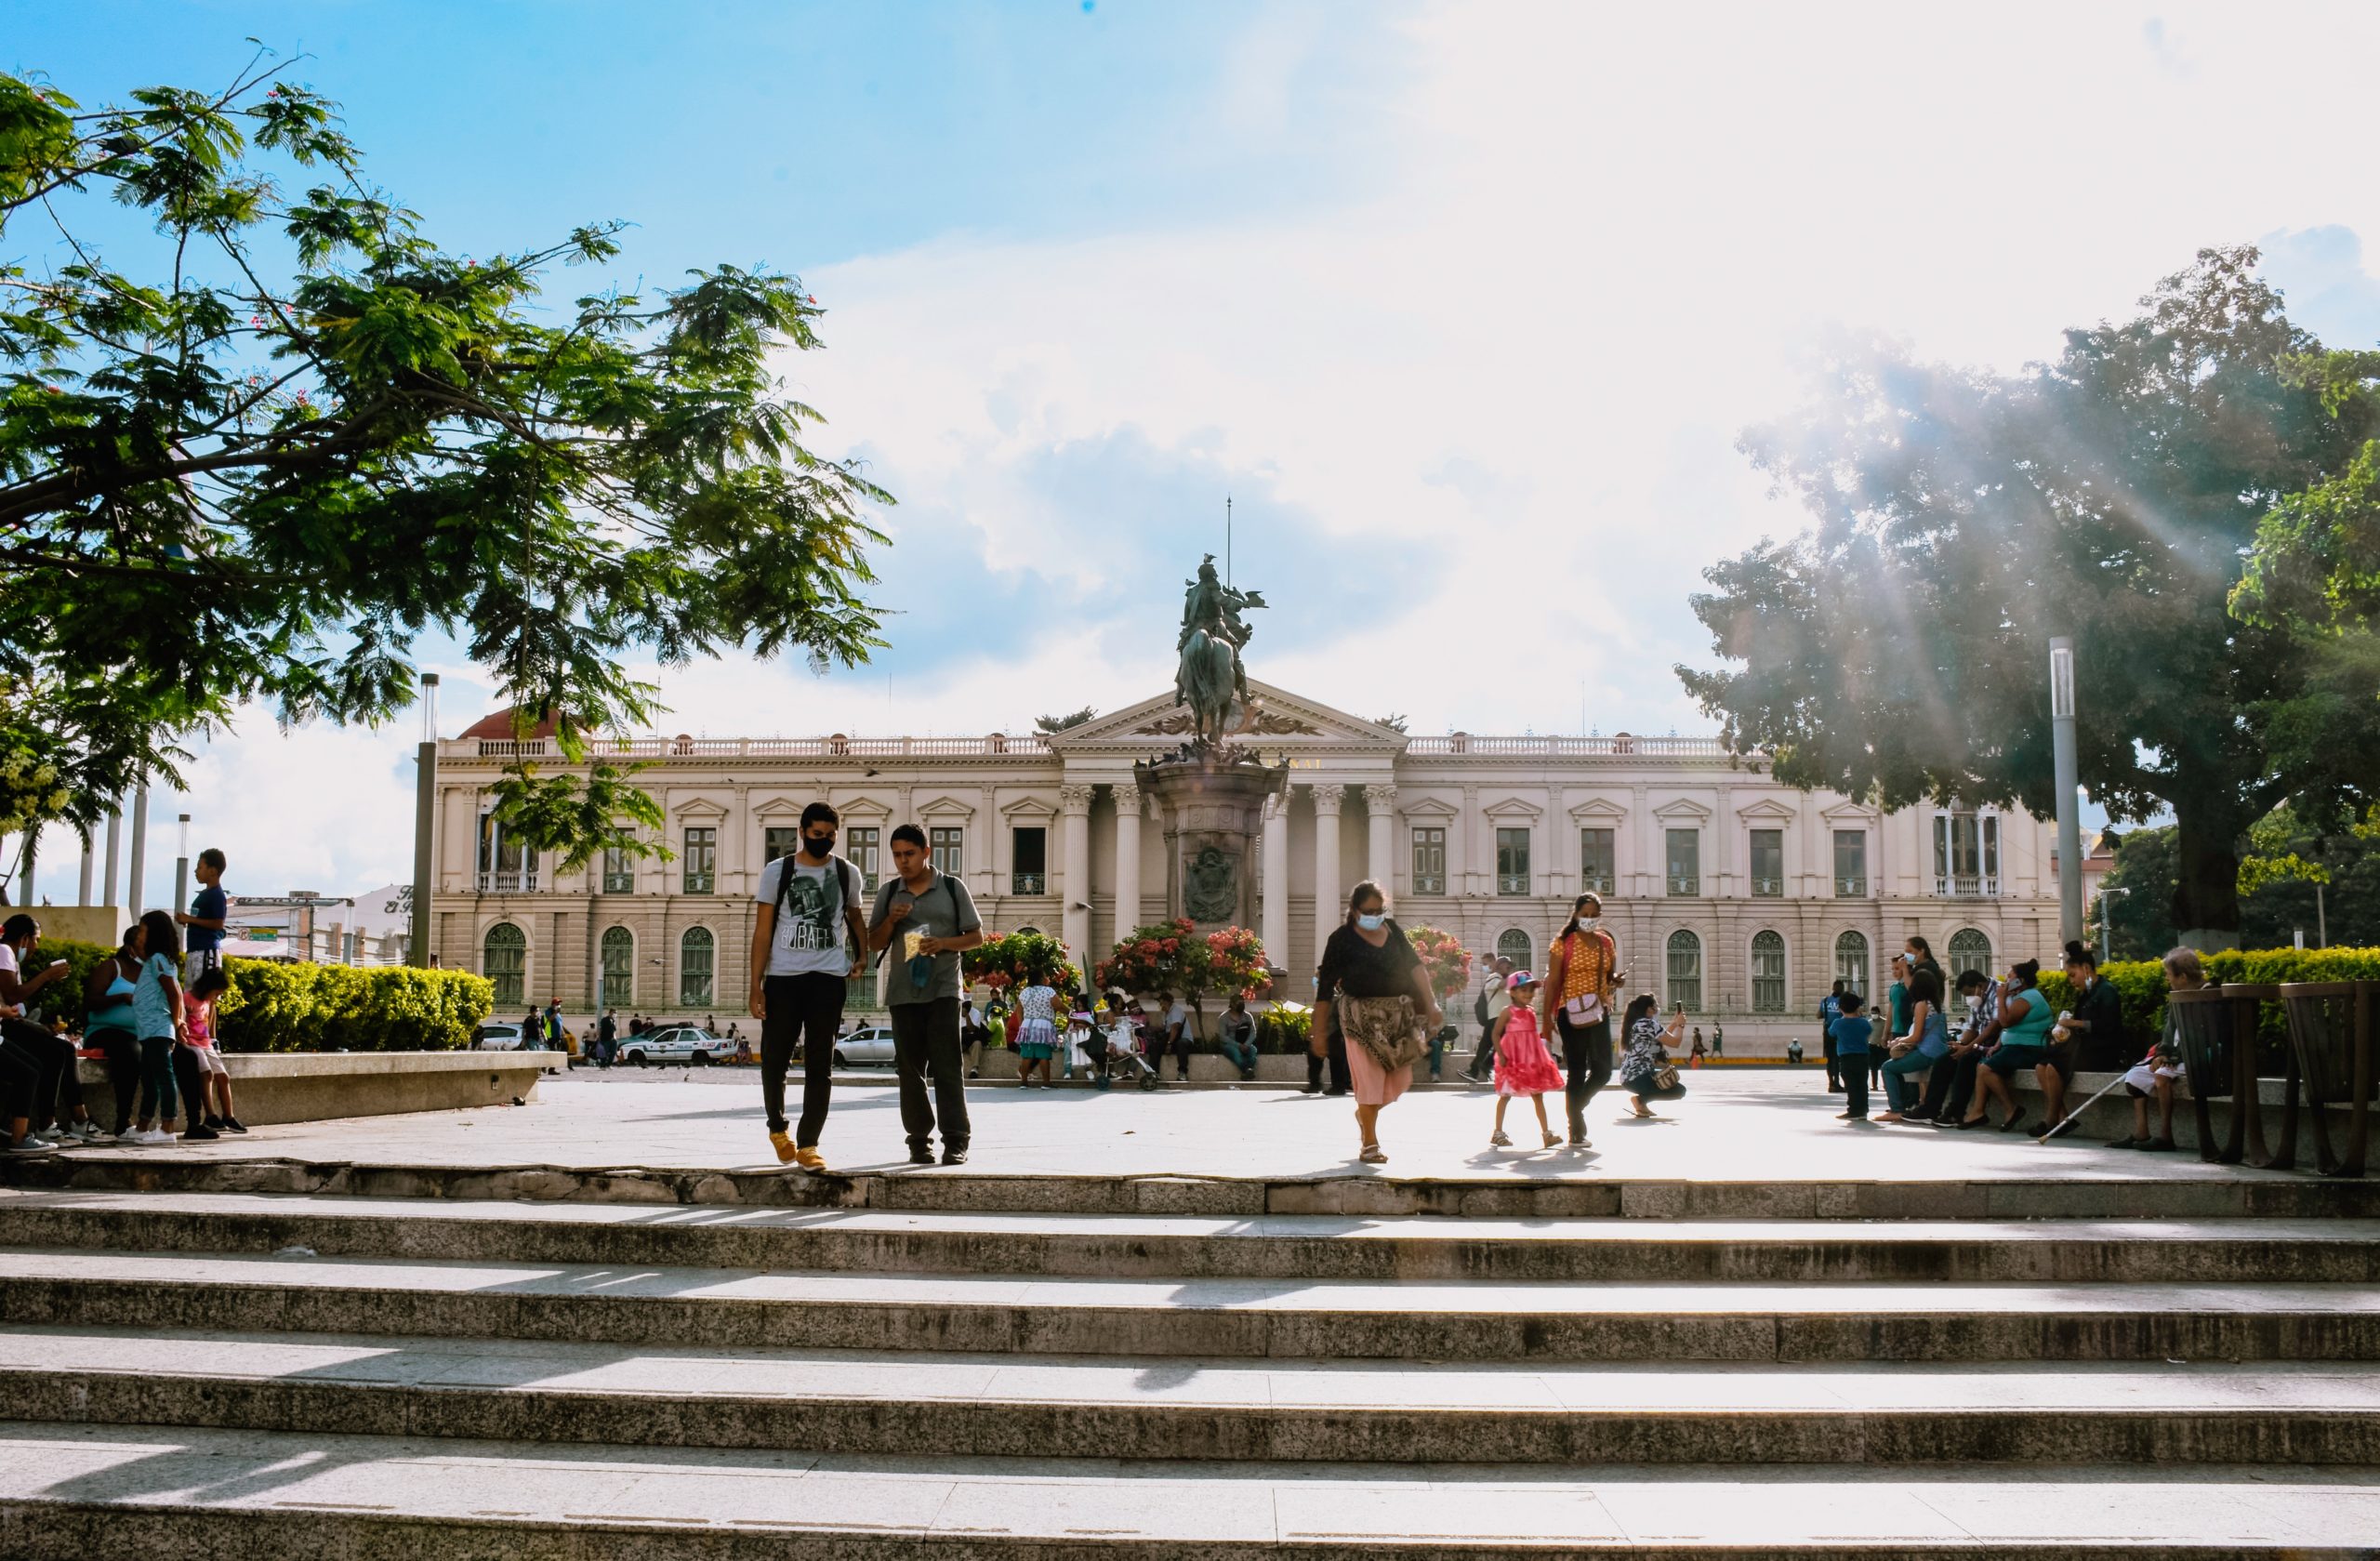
[1172,554,1266,750]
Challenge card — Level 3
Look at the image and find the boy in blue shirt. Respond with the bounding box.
[176,848,229,986]
[1827,990,1874,1122]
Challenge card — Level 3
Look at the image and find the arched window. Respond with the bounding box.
[1834,931,1870,998]
[1949,927,1993,982]
[1496,928,1534,973]
[1751,931,1786,1012]
[680,926,715,1008]
[601,926,634,1009]
[1665,930,1702,1012]
[1014,926,1042,938]
[483,922,525,1007]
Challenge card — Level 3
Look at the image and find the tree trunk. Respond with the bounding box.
[2170,794,2243,950]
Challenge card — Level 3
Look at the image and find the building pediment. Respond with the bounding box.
[1737,798,1798,822]
[1652,798,1712,823]
[1820,800,1878,823]
[1050,679,1406,752]
[672,797,728,821]
[1569,797,1628,822]
[916,794,976,819]
[1399,796,1461,819]
[998,795,1058,821]
[1481,796,1544,821]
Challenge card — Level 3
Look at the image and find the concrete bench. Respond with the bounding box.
[75,1050,552,1128]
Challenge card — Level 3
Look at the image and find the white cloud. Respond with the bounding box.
[46,0,2380,902]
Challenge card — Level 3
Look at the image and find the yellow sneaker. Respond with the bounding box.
[794,1145,827,1172]
[769,1130,796,1164]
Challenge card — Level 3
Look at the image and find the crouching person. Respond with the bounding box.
[2108,946,2202,1153]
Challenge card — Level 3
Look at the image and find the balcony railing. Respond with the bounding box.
[1835,876,1868,897]
[476,871,537,893]
[1669,876,1699,896]
[684,875,715,895]
[1012,873,1047,895]
[466,734,1058,761]
[1937,874,2000,898]
[1580,874,1615,894]
[1412,875,1447,894]
[602,874,634,894]
[1406,734,1728,757]
[1751,877,1783,897]
[1496,874,1530,895]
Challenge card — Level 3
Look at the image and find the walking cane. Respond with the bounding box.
[2037,1069,2135,1142]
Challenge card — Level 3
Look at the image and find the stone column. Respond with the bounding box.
[1113,785,1143,940]
[1261,792,1289,972]
[1364,784,1396,893]
[1312,784,1345,968]
[1059,785,1093,959]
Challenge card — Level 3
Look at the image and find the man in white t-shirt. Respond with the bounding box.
[1160,991,1197,1081]
[747,802,869,1171]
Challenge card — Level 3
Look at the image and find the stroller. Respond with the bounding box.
[1094,1025,1166,1091]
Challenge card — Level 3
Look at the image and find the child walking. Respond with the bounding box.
[1489,971,1565,1147]
[128,909,184,1144]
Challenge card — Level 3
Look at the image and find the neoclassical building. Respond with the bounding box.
[430,681,2084,1051]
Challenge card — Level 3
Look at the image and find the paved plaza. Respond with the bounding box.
[46,1066,2320,1185]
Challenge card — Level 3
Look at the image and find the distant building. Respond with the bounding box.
[428,681,2070,1052]
[228,883,413,965]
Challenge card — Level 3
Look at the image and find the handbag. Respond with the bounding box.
[1653,1063,1681,1091]
[1340,993,1430,1073]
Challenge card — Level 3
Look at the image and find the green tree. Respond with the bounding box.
[1679,248,2380,943]
[1034,707,1097,734]
[0,56,889,871]
[2100,809,2380,957]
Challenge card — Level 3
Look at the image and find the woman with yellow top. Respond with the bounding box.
[1538,893,1625,1148]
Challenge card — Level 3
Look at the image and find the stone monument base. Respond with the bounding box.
[1135,752,1285,933]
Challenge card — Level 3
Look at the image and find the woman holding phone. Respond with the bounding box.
[1617,994,1688,1118]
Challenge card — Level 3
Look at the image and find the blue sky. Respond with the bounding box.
[11,2,2380,904]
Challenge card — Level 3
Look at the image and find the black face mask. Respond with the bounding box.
[804,833,836,856]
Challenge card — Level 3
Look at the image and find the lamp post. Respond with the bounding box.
[2049,637,2082,948]
[173,814,191,930]
[411,674,440,968]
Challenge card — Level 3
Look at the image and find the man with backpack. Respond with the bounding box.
[748,802,870,1171]
[866,824,985,1165]
[1464,956,1515,1082]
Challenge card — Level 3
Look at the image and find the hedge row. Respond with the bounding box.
[2035,946,2380,1048]
[28,937,494,1052]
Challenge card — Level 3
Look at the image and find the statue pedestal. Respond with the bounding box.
[1135,754,1285,933]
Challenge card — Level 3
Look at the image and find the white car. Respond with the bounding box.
[836,1024,897,1066]
[620,1025,723,1067]
[474,1022,525,1052]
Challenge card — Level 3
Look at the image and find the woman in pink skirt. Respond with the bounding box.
[1312,880,1446,1164]
[1489,971,1565,1147]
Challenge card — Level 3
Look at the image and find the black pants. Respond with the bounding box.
[1840,1052,1871,1118]
[1823,1030,1841,1089]
[761,972,847,1144]
[1166,1027,1194,1079]
[891,997,968,1153]
[137,1035,177,1124]
[2,1020,78,1129]
[1557,1012,1613,1141]
[1467,1024,1498,1079]
[0,1034,37,1126]
[1306,1025,1352,1093]
[86,1027,139,1133]
[173,1044,212,1129]
[1929,1050,1984,1121]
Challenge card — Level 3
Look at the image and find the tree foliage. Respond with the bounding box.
[1679,248,2380,937]
[0,54,890,866]
[1034,706,1097,734]
[2099,806,2380,959]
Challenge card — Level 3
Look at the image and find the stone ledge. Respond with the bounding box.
[73,1051,551,1127]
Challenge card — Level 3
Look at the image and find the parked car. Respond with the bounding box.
[836,1024,896,1067]
[474,1022,525,1052]
[620,1025,724,1067]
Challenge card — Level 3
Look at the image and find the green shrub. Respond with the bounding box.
[20,935,116,1030]
[212,959,493,1052]
[1258,1003,1313,1054]
[2036,946,2380,1061]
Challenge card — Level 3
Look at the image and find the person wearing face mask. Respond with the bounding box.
[748,801,871,1171]
[1313,880,1443,1165]
[1539,893,1623,1148]
[1912,969,1995,1125]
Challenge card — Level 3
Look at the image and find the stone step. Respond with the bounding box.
[7,1190,2376,1284]
[2,1420,2374,1555]
[8,1248,2380,1362]
[7,1150,2374,1220]
[8,1325,2380,1466]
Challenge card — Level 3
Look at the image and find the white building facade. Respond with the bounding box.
[430,681,2070,1051]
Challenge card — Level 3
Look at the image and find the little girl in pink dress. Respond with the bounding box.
[1491,971,1565,1147]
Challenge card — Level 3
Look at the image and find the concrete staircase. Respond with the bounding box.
[0,1162,2377,1555]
